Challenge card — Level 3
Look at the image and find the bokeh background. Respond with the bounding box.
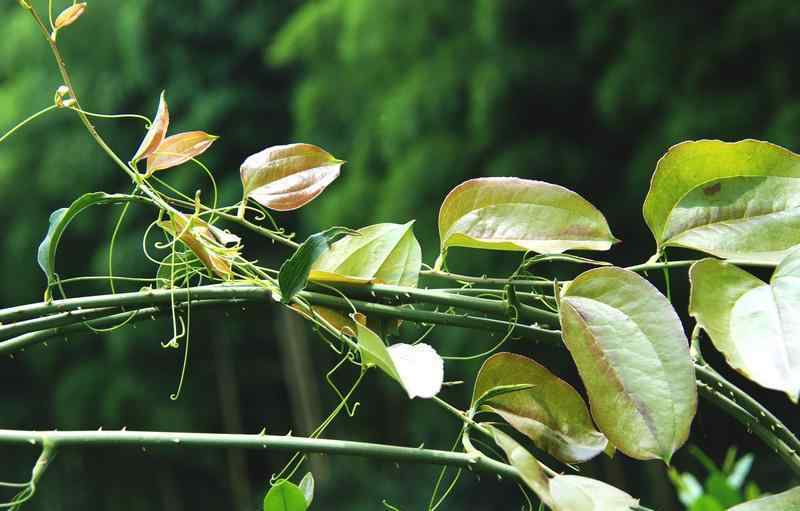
[1,1,800,509]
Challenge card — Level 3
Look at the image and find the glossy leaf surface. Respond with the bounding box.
[690,254,800,402]
[550,475,639,511]
[643,139,800,263]
[132,91,169,162]
[263,481,307,511]
[472,352,607,464]
[729,486,800,510]
[240,143,342,211]
[147,131,218,172]
[438,177,616,254]
[560,267,696,461]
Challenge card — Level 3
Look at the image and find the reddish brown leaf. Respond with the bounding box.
[132,91,169,163]
[147,131,218,173]
[158,212,240,279]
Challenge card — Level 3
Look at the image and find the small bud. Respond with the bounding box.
[62,98,77,108]
[54,3,87,30]
[54,85,70,107]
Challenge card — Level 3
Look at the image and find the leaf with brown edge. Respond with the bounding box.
[53,2,86,31]
[132,91,169,163]
[158,212,240,279]
[240,143,343,211]
[147,131,218,173]
[472,352,608,464]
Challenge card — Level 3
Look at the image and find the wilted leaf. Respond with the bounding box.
[146,131,218,173]
[298,473,314,507]
[38,192,143,288]
[53,2,86,30]
[240,143,343,211]
[643,139,800,263]
[689,253,800,402]
[438,177,617,254]
[158,212,240,279]
[309,221,421,286]
[729,486,800,510]
[278,227,356,303]
[472,353,608,464]
[485,424,555,508]
[132,92,169,162]
[560,267,697,462]
[352,320,443,399]
[263,481,307,511]
[549,475,639,511]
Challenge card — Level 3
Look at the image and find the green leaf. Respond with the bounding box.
[263,481,308,511]
[278,227,357,303]
[705,473,742,508]
[352,320,443,399]
[689,496,726,511]
[310,221,421,287]
[155,250,205,286]
[727,454,754,490]
[689,252,800,402]
[549,475,639,511]
[472,352,608,464]
[643,139,800,263]
[298,472,314,507]
[729,486,800,510]
[485,424,555,509]
[240,143,343,211]
[438,177,617,254]
[38,192,142,287]
[559,267,697,462]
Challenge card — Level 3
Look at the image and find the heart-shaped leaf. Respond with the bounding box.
[352,320,443,399]
[158,212,241,279]
[472,352,608,464]
[643,139,800,263]
[689,252,800,402]
[38,192,144,288]
[729,486,800,510]
[310,221,421,287]
[485,424,555,508]
[278,227,357,303]
[438,177,617,254]
[240,143,343,211]
[146,131,218,173]
[549,475,639,511]
[132,91,169,162]
[560,267,697,462]
[263,481,307,511]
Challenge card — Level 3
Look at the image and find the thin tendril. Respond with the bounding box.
[0,104,58,145]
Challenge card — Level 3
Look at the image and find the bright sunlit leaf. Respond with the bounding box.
[158,212,240,279]
[550,475,639,511]
[146,131,218,173]
[263,481,307,511]
[53,2,86,36]
[132,91,169,163]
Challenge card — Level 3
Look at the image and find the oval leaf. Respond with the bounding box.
[729,486,800,511]
[310,221,421,287]
[643,139,800,263]
[54,2,86,30]
[38,192,143,287]
[689,253,800,402]
[263,481,307,511]
[352,320,443,399]
[146,131,218,173]
[472,352,608,464]
[550,475,639,511]
[240,143,342,211]
[560,267,697,462]
[438,177,617,254]
[132,91,169,162]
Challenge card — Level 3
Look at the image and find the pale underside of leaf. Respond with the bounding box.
[132,91,169,162]
[486,425,555,508]
[549,475,639,511]
[662,175,800,263]
[147,131,218,172]
[438,177,617,254]
[728,485,800,510]
[560,267,696,462]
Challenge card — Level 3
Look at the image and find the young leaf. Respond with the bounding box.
[278,227,356,303]
[298,473,314,507]
[560,267,697,462]
[132,91,169,163]
[53,2,86,30]
[689,253,800,402]
[240,143,343,211]
[729,486,800,510]
[158,212,241,279]
[352,320,443,399]
[472,352,608,464]
[263,481,307,511]
[309,221,421,287]
[438,177,617,254]
[643,139,800,263]
[146,131,218,173]
[485,424,555,509]
[38,192,142,287]
[549,475,639,511]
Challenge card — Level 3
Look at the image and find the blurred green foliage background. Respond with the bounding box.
[1,1,800,509]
